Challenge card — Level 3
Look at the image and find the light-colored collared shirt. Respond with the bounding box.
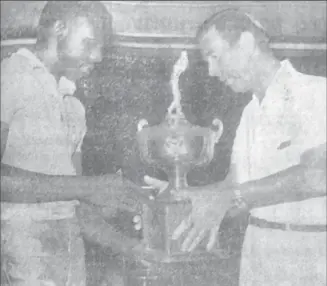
[232,60,326,224]
[1,48,86,175]
[1,48,87,220]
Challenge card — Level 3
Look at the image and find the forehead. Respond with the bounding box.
[68,16,104,43]
[199,26,230,56]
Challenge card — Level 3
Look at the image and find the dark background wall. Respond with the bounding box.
[77,49,326,186]
[1,46,326,187]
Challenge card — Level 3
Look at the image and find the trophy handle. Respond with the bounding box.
[136,119,156,165]
[204,117,224,162]
[211,118,224,143]
[192,117,224,167]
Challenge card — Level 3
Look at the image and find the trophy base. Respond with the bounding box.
[140,193,215,262]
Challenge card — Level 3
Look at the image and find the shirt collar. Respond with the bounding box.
[252,59,298,106]
[16,48,48,71]
[58,76,77,96]
[16,48,76,96]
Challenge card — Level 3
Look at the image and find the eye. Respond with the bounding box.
[210,53,220,61]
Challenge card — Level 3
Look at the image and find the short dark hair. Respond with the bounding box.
[196,9,270,49]
[36,1,113,45]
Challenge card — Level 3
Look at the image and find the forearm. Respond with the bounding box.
[238,165,326,208]
[0,163,123,204]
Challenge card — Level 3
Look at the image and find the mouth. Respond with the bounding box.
[224,75,240,86]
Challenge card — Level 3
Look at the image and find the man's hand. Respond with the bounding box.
[172,188,234,252]
[83,172,145,235]
[143,175,169,195]
[144,175,234,253]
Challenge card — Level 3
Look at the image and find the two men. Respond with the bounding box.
[1,2,139,285]
[147,9,326,286]
[2,2,325,285]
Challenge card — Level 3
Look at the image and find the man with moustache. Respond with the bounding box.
[146,9,326,285]
[1,1,141,285]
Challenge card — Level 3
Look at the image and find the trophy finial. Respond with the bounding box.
[167,51,189,117]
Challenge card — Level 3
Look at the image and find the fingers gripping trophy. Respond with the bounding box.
[135,51,224,262]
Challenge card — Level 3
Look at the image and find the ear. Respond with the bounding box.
[237,31,256,57]
[53,20,68,40]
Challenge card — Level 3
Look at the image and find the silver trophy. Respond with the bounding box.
[135,51,224,262]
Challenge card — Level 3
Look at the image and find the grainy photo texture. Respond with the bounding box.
[1,1,326,286]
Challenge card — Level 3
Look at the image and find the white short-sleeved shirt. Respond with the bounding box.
[1,48,87,220]
[1,48,87,175]
[232,60,326,224]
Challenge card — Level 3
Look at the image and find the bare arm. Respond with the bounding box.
[231,84,327,208]
[0,162,130,204]
[237,143,326,208]
[205,143,326,209]
[1,121,131,203]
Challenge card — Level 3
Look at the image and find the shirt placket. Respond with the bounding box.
[57,93,72,153]
[249,101,264,178]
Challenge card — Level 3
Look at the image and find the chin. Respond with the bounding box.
[230,82,249,94]
[229,85,241,93]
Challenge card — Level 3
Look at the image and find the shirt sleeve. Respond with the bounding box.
[293,77,326,152]
[1,63,34,125]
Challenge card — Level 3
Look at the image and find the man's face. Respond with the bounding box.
[56,16,104,81]
[199,27,255,93]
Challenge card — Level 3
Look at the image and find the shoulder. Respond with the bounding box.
[1,53,43,112]
[294,72,326,93]
[1,52,41,93]
[290,72,326,110]
[288,72,326,138]
[1,52,35,76]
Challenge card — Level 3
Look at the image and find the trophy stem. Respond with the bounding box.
[168,164,188,191]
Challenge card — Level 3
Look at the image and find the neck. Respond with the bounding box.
[250,52,281,104]
[35,43,61,81]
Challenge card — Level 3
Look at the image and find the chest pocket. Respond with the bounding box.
[253,100,302,177]
[25,70,65,132]
[61,96,86,152]
[16,95,66,149]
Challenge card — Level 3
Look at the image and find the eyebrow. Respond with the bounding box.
[202,50,214,59]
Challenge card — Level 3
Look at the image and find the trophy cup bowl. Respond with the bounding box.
[135,113,223,262]
[137,114,223,193]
